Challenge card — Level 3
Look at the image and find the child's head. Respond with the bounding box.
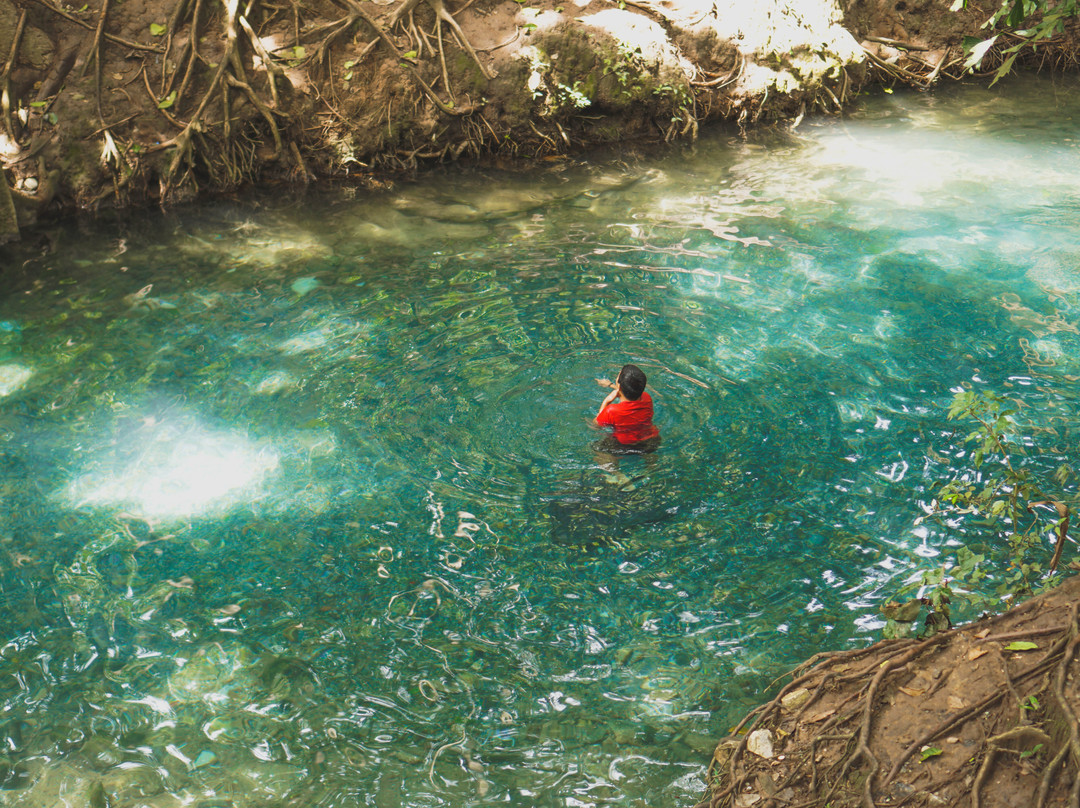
[617,364,647,400]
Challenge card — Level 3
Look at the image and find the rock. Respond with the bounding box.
[746,728,775,759]
[0,363,32,396]
[191,750,217,769]
[22,177,38,192]
[781,687,811,711]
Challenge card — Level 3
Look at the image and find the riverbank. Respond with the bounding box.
[0,0,1052,240]
[697,574,1080,808]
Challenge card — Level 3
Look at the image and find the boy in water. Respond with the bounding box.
[593,363,660,481]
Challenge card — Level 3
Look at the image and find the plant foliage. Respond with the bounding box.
[881,390,1072,639]
[953,0,1080,83]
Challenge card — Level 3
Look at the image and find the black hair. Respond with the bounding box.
[617,364,647,400]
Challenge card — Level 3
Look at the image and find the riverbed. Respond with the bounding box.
[1,73,1078,807]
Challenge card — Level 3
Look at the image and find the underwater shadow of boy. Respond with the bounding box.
[544,364,666,549]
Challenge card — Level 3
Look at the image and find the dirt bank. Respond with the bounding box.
[697,573,1080,808]
[0,0,1023,240]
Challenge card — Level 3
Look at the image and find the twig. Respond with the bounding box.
[176,0,206,107]
[141,66,184,128]
[1052,605,1080,808]
[238,15,286,108]
[827,646,921,808]
[977,626,1067,643]
[85,111,140,138]
[424,0,496,79]
[428,727,467,786]
[864,35,930,51]
[225,74,283,156]
[1,9,27,140]
[27,0,164,52]
[157,0,241,180]
[79,0,109,87]
[692,54,743,89]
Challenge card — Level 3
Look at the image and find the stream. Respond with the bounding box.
[1,73,1079,807]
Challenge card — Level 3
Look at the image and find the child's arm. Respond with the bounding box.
[595,385,621,422]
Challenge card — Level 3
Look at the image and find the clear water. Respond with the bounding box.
[2,73,1080,807]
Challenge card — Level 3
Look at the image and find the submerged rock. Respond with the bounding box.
[0,363,31,396]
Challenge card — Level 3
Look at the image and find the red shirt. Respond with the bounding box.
[597,391,659,445]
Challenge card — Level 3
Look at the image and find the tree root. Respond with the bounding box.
[28,0,164,53]
[701,584,1080,808]
[1,8,27,142]
[425,0,496,80]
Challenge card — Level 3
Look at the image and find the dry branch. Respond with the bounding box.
[27,0,165,53]
[1,8,28,141]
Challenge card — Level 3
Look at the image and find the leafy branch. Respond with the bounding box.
[882,390,1073,639]
[953,0,1080,84]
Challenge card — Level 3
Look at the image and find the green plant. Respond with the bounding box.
[882,390,1071,638]
[599,44,646,98]
[952,0,1080,84]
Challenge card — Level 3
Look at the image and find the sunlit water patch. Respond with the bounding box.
[2,73,1080,807]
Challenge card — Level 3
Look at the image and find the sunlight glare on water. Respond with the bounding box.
[1,74,1080,808]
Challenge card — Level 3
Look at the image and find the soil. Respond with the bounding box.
[0,0,1031,239]
[697,573,1080,808]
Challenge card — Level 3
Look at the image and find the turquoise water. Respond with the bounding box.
[2,74,1080,807]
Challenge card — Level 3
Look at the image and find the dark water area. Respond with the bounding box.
[1,73,1080,807]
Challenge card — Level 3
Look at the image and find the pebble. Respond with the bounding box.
[781,687,811,711]
[192,750,217,769]
[23,177,38,192]
[747,728,775,759]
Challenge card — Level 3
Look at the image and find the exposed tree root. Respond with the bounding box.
[1,8,28,142]
[698,575,1080,808]
[27,0,164,53]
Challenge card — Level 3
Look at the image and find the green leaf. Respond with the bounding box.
[1019,743,1044,760]
[344,59,356,68]
[402,50,418,59]
[920,747,943,762]
[990,51,1020,86]
[963,35,999,71]
[1007,0,1028,28]
[344,71,353,81]
[149,22,167,36]
[1004,641,1039,651]
[293,45,306,59]
[158,90,177,109]
[29,101,48,108]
